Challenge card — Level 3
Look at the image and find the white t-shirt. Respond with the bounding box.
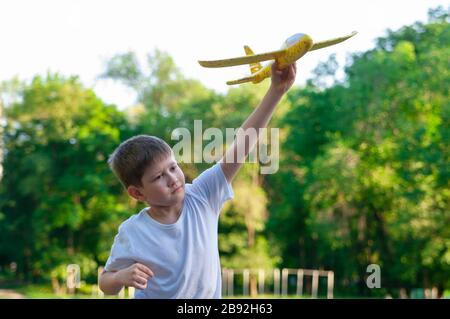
[104,162,234,299]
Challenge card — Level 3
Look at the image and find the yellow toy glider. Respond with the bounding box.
[198,31,357,85]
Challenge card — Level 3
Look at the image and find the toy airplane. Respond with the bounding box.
[198,31,357,85]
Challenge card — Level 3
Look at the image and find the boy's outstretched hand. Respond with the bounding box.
[270,62,297,95]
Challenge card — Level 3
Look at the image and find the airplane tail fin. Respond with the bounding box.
[244,45,263,74]
[226,47,261,85]
[226,75,255,85]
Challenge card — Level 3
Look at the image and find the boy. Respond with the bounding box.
[99,62,297,298]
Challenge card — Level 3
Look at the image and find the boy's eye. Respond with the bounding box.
[170,166,176,171]
[154,175,161,181]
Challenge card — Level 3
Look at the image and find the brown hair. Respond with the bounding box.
[108,135,172,188]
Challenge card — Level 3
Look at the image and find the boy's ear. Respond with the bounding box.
[127,185,145,201]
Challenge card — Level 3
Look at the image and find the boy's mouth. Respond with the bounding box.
[172,185,183,193]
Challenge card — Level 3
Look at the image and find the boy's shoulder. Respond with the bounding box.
[183,183,206,204]
[117,209,146,233]
[191,162,224,184]
[184,162,233,209]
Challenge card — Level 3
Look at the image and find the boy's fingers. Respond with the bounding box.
[273,65,282,75]
[272,61,282,72]
[287,64,296,78]
[137,270,151,280]
[138,263,154,277]
[139,276,148,285]
[134,275,148,286]
[134,282,147,290]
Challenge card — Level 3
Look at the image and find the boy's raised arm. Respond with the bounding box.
[220,62,297,183]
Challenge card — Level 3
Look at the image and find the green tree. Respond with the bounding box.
[0,74,129,284]
[267,6,449,297]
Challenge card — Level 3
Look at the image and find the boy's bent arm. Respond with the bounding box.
[99,270,125,295]
[220,62,297,183]
[99,263,154,295]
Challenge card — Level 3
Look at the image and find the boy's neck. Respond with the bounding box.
[147,201,183,224]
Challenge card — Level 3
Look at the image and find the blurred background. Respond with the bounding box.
[0,0,448,299]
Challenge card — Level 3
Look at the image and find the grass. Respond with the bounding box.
[4,283,448,299]
[0,283,124,299]
[1,284,331,299]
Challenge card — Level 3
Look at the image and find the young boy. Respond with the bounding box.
[99,62,297,298]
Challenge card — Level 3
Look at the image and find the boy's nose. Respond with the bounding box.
[167,173,178,186]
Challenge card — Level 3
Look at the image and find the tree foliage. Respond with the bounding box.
[267,6,449,296]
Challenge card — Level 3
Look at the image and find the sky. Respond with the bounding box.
[0,0,448,109]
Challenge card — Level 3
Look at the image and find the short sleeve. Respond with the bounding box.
[189,162,234,214]
[104,224,135,272]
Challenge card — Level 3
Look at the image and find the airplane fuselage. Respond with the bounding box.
[251,33,313,83]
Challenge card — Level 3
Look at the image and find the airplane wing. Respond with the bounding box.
[309,31,358,51]
[198,49,287,68]
[226,75,255,85]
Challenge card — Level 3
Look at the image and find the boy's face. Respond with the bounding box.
[127,153,185,207]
